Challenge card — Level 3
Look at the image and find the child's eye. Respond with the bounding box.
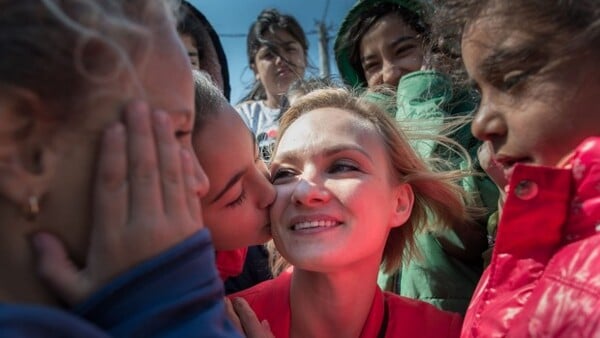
[175,130,192,140]
[226,189,247,208]
[395,44,417,56]
[271,168,296,184]
[501,70,530,91]
[259,50,274,60]
[363,61,379,73]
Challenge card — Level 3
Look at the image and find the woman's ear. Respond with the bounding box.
[389,183,414,228]
[0,88,57,218]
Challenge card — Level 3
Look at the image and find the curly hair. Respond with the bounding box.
[431,0,600,86]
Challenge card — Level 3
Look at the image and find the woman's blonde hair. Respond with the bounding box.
[270,87,475,274]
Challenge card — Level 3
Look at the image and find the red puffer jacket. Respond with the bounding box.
[462,137,600,338]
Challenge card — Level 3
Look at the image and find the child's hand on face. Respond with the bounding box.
[31,101,207,306]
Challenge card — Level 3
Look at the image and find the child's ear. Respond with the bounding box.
[250,63,260,80]
[0,88,57,221]
[389,183,414,228]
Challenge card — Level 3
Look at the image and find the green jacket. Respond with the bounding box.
[335,1,499,314]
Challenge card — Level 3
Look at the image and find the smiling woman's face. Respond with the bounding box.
[269,107,411,272]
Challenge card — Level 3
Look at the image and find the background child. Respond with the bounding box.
[177,1,231,100]
[433,0,600,336]
[230,87,473,337]
[235,8,309,162]
[334,0,498,314]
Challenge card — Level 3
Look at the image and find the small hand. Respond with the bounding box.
[226,297,274,338]
[32,101,208,305]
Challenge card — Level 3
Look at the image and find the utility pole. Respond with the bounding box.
[316,21,330,78]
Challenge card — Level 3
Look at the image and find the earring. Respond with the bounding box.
[23,196,39,221]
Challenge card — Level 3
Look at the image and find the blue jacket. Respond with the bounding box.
[0,229,242,338]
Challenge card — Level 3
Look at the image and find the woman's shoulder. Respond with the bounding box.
[384,292,462,338]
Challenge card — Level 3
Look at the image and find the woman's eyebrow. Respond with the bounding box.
[274,144,373,164]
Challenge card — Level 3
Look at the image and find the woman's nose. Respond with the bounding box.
[291,176,331,207]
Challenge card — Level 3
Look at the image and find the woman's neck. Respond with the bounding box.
[289,264,380,338]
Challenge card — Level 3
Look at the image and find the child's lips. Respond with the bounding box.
[494,155,530,182]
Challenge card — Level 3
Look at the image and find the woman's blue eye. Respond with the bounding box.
[330,162,358,173]
[270,168,295,184]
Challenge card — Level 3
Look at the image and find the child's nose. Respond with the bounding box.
[382,62,402,87]
[471,101,507,142]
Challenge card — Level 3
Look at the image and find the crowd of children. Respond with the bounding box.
[0,0,597,337]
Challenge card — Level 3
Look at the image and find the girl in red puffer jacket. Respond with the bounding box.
[433,0,600,337]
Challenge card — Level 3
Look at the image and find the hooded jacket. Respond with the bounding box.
[334,0,499,315]
[463,137,600,337]
[180,1,231,101]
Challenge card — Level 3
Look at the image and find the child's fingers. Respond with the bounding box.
[233,297,275,338]
[224,297,244,334]
[180,148,204,226]
[93,122,128,237]
[151,109,187,220]
[31,232,89,306]
[125,101,162,220]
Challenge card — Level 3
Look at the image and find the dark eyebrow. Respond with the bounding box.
[360,36,417,63]
[210,170,245,204]
[479,46,547,82]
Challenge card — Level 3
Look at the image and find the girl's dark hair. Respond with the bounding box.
[240,8,309,103]
[339,2,430,86]
[177,1,231,100]
[431,0,600,86]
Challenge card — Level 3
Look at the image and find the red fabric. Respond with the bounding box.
[230,272,461,338]
[215,248,247,281]
[463,137,600,337]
